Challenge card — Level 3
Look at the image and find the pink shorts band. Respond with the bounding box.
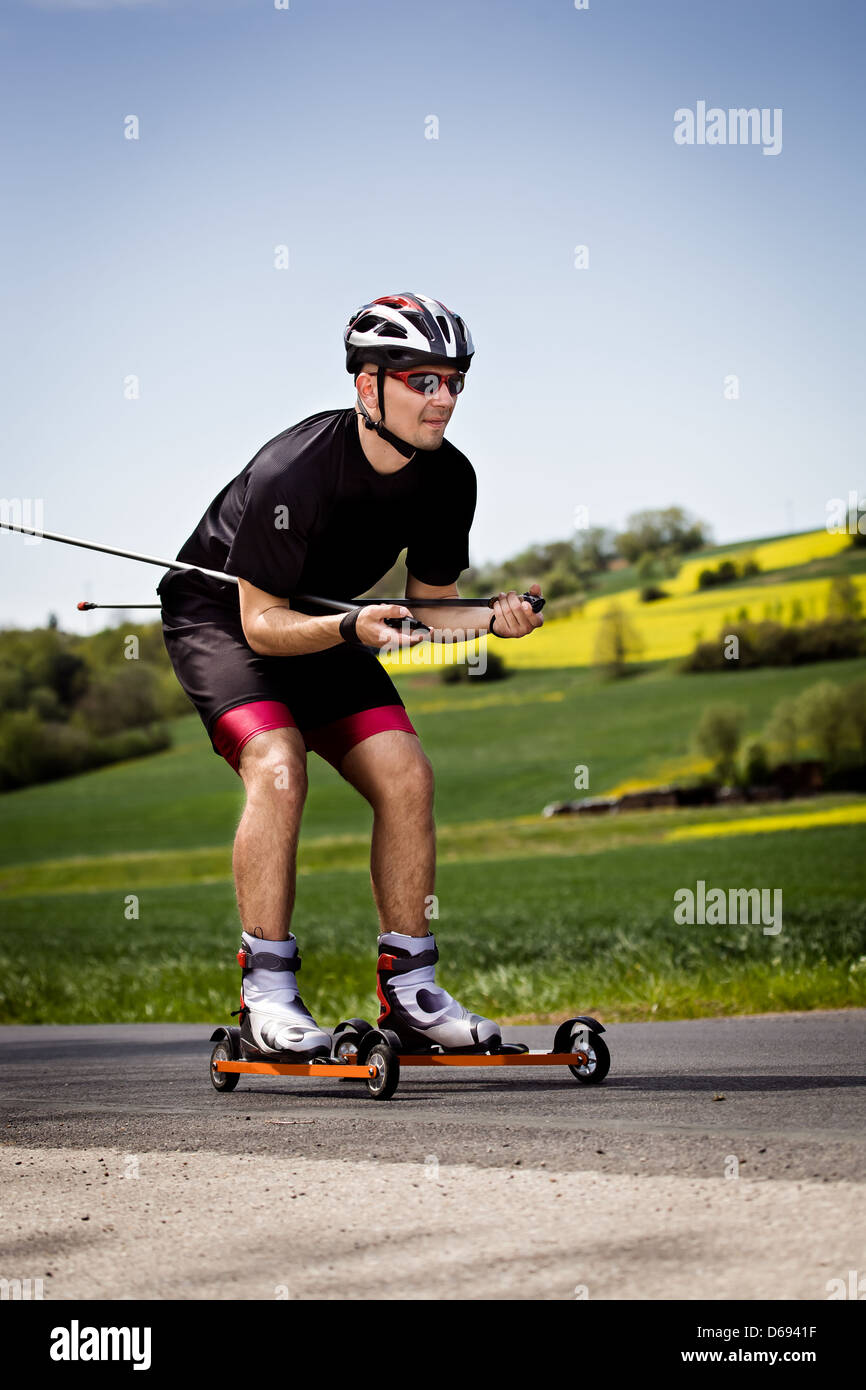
[304,704,418,768]
[211,700,417,774]
[211,700,298,773]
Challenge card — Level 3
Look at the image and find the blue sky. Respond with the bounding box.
[1,0,863,629]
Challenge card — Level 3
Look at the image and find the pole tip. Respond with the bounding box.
[77,601,94,610]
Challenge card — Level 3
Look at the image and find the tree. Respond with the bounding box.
[593,602,643,678]
[796,681,848,765]
[74,665,163,736]
[764,698,799,764]
[574,526,616,577]
[616,507,709,564]
[740,737,771,786]
[826,574,863,619]
[694,704,745,783]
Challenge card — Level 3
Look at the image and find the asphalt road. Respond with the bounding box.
[2,1012,864,1299]
[2,1011,864,1177]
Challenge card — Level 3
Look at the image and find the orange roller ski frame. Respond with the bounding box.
[208,1016,609,1102]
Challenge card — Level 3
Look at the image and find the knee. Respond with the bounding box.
[374,745,434,810]
[239,732,308,805]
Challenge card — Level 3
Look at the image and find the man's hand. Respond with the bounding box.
[489,583,545,639]
[355,603,429,648]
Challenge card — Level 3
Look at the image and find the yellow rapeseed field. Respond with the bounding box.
[667,802,866,840]
[381,530,863,671]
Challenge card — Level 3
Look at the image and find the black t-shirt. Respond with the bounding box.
[156,407,477,615]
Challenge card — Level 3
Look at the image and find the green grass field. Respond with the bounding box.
[1,654,864,1025]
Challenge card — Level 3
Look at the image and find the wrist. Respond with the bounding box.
[339,609,366,647]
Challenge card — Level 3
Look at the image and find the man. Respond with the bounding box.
[157,291,544,1060]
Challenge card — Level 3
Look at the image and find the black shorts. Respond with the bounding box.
[159,579,417,775]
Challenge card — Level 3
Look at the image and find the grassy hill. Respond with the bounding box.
[1,645,864,1025]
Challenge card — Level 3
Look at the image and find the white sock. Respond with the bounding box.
[241,932,304,1015]
[378,931,434,953]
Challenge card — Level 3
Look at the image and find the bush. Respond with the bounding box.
[763,698,799,765]
[0,709,45,789]
[544,566,580,601]
[746,622,800,666]
[439,650,508,683]
[796,682,848,767]
[93,724,172,766]
[29,684,63,721]
[682,616,865,672]
[697,556,758,590]
[796,617,866,662]
[826,574,863,619]
[0,709,172,791]
[593,602,644,678]
[75,664,164,736]
[740,737,771,786]
[694,704,745,784]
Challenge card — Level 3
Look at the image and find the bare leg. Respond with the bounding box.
[338,730,435,938]
[233,727,309,942]
[339,730,499,1049]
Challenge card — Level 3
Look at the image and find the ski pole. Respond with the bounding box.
[1,519,545,616]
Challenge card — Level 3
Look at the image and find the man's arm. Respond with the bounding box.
[404,574,544,643]
[239,578,425,656]
[239,578,345,656]
[404,574,493,643]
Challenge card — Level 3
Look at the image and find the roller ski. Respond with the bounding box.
[209,929,610,1101]
[330,932,610,1087]
[208,930,401,1099]
[230,931,331,1062]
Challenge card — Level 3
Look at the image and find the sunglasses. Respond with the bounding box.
[385,368,466,398]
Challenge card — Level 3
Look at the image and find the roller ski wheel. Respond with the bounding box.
[553,1015,610,1085]
[209,1026,240,1093]
[357,1029,400,1101]
[331,1018,374,1062]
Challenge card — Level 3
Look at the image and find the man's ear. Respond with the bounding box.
[355,367,379,414]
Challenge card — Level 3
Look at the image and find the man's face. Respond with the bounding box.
[359,361,461,451]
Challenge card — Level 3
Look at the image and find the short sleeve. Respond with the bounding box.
[405,452,477,586]
[223,462,314,598]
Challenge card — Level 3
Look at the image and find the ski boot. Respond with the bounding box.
[375,930,501,1054]
[235,930,330,1060]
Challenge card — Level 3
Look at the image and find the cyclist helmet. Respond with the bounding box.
[344,292,474,457]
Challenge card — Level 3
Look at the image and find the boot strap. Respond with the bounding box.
[379,947,439,974]
[237,949,300,973]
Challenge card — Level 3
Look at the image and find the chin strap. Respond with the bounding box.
[356,373,417,461]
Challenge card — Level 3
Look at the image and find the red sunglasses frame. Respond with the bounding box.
[384,368,466,397]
